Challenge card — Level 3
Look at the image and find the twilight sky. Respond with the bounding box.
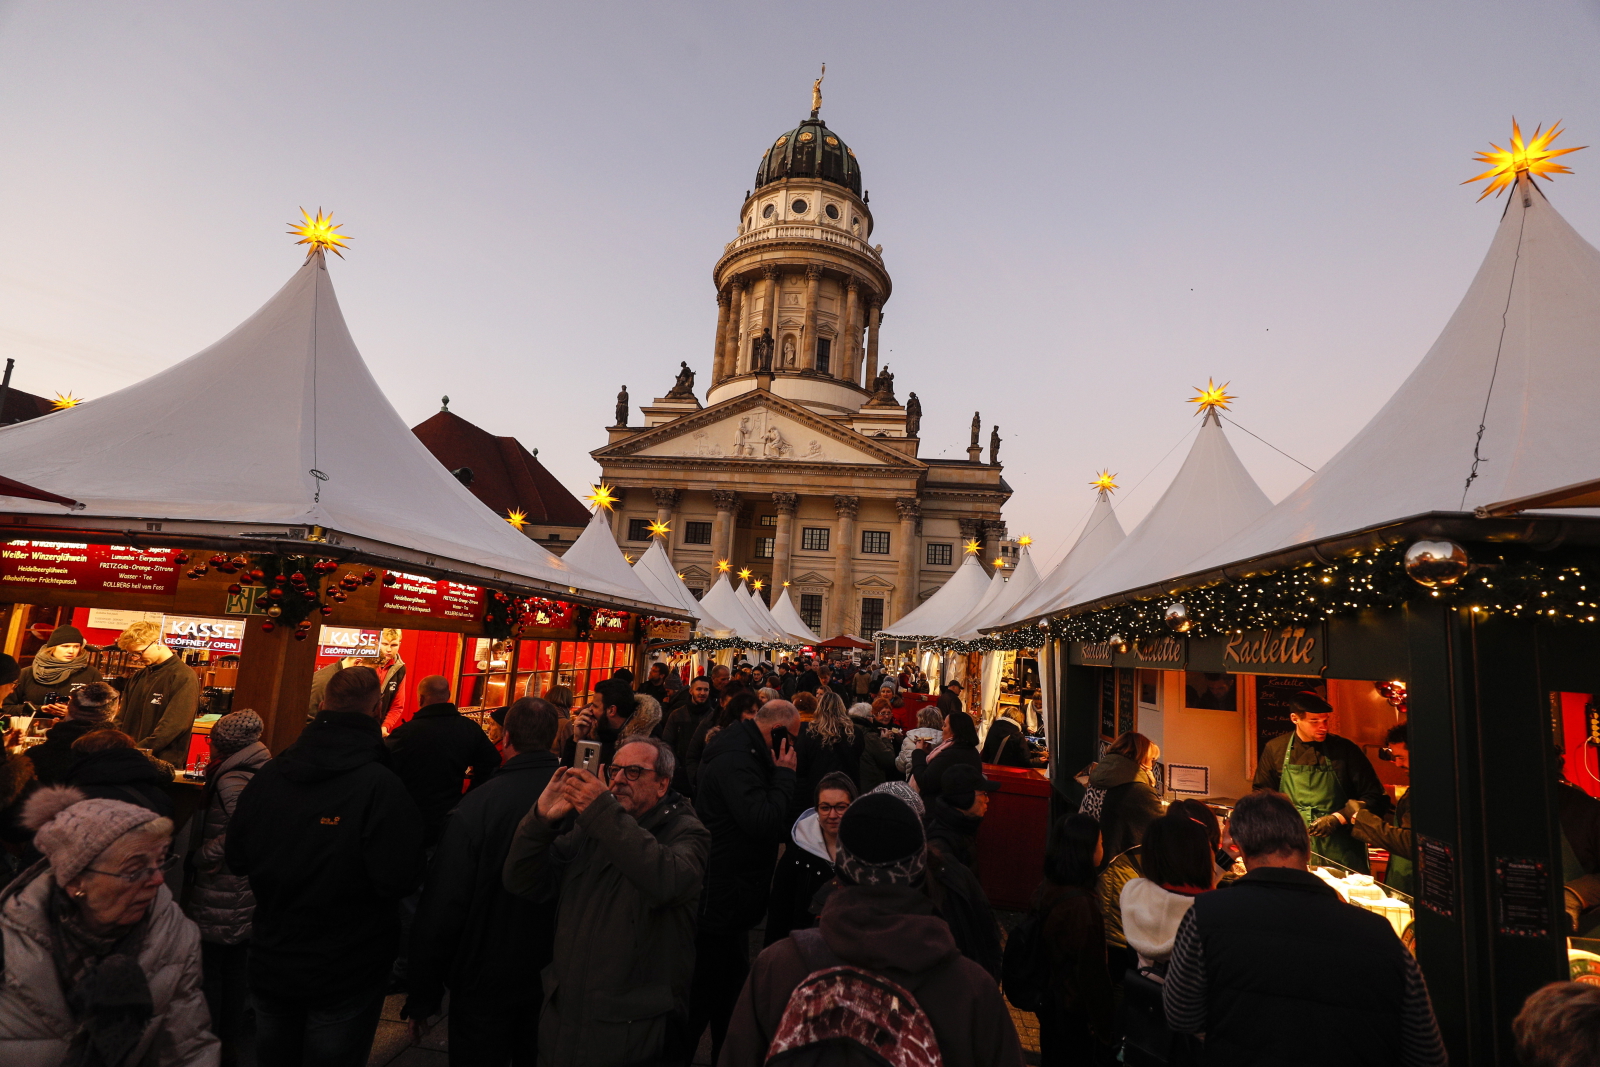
[2,1,1597,568]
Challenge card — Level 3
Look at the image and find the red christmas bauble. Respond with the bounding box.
[321,605,334,616]
[293,631,308,641]
[267,588,284,600]
[227,583,242,595]
[261,621,276,632]
[290,572,306,583]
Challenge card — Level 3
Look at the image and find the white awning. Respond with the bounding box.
[561,510,662,604]
[769,587,822,644]
[996,488,1126,625]
[877,553,992,639]
[947,545,1041,640]
[631,540,733,635]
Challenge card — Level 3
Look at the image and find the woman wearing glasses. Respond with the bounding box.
[1,785,216,1064]
[763,771,857,945]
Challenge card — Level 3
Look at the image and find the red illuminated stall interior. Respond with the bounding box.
[458,637,635,711]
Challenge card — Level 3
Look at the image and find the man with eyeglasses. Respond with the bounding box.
[504,736,709,1066]
[115,620,201,769]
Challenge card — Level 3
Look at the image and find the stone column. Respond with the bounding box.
[803,265,823,370]
[722,281,744,382]
[864,297,882,389]
[762,265,782,369]
[958,517,982,569]
[841,277,860,383]
[894,498,921,625]
[652,487,681,532]
[984,519,1008,575]
[711,289,731,383]
[771,492,798,592]
[711,490,739,568]
[830,495,859,637]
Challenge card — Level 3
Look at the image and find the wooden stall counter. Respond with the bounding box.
[974,762,1052,910]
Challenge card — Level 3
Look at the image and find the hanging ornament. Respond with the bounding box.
[227,583,243,595]
[293,631,308,641]
[362,570,377,585]
[261,620,275,632]
[320,605,334,616]
[210,554,227,566]
[249,568,264,581]
[266,604,283,618]
[383,573,397,587]
[175,553,189,564]
[1404,540,1469,587]
[290,571,306,583]
[267,588,284,601]
[1163,602,1193,633]
[1108,633,1129,653]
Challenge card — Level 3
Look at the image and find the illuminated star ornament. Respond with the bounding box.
[585,483,618,511]
[964,539,982,555]
[1189,379,1235,416]
[1017,535,1033,547]
[1090,470,1119,494]
[51,392,83,411]
[782,580,791,587]
[646,519,671,538]
[716,559,732,573]
[288,208,351,259]
[505,508,528,531]
[993,557,1007,569]
[738,567,753,581]
[752,578,765,591]
[1464,120,1585,201]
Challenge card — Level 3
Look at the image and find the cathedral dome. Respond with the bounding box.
[754,118,862,196]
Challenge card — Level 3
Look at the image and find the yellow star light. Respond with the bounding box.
[737,567,753,581]
[783,580,791,587]
[716,559,732,573]
[288,208,351,259]
[646,519,671,538]
[51,392,83,411]
[505,508,528,531]
[993,557,1007,568]
[752,578,765,591]
[1464,120,1585,201]
[677,572,686,579]
[1017,535,1033,547]
[1090,470,1119,493]
[585,483,618,511]
[624,553,635,563]
[1189,379,1235,415]
[964,539,982,555]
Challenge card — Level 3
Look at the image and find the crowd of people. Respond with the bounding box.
[0,634,1597,1066]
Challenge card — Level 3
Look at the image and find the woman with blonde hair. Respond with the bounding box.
[794,689,864,805]
[2,786,216,1064]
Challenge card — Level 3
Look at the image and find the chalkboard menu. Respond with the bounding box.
[1099,668,1116,739]
[1117,668,1136,737]
[1253,676,1327,765]
[1417,834,1455,919]
[1496,857,1552,937]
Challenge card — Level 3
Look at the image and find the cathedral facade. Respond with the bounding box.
[592,104,1009,639]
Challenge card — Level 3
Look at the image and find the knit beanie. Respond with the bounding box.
[210,709,264,756]
[22,786,160,884]
[42,624,85,650]
[869,780,925,817]
[834,792,927,888]
[67,681,118,725]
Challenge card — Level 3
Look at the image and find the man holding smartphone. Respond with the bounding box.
[561,678,635,769]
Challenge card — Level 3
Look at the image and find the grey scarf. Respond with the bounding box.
[30,651,91,688]
[48,886,154,1067]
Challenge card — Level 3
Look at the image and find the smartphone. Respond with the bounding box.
[575,740,602,776]
[769,725,791,757]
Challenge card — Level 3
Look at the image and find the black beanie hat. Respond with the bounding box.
[42,625,85,650]
[946,709,979,746]
[0,654,18,687]
[838,792,925,864]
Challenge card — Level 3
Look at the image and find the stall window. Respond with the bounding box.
[860,597,884,637]
[927,543,953,566]
[800,594,823,630]
[515,639,557,702]
[861,530,890,554]
[626,519,652,542]
[801,527,830,552]
[684,522,713,544]
[754,536,775,558]
[458,637,513,710]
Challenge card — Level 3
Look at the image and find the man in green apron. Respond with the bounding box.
[1352,723,1413,893]
[1253,691,1386,874]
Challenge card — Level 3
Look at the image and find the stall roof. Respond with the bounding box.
[410,408,590,528]
[769,587,822,644]
[948,546,1041,640]
[744,585,796,643]
[1067,410,1271,608]
[700,574,785,644]
[996,488,1126,627]
[877,553,992,640]
[1189,176,1600,573]
[0,252,673,613]
[560,510,662,604]
[632,540,733,635]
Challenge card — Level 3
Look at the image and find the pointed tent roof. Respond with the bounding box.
[1068,411,1271,607]
[561,510,661,603]
[769,587,822,643]
[940,562,1010,640]
[999,489,1126,625]
[744,584,796,642]
[1191,177,1600,573]
[0,254,669,612]
[877,553,992,640]
[700,574,782,644]
[949,545,1041,639]
[631,540,733,634]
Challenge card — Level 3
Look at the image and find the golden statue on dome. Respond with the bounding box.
[811,63,825,118]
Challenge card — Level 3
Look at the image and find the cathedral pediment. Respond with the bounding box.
[595,391,922,469]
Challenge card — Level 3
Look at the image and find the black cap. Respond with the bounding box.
[489,706,508,725]
[838,792,925,864]
[43,625,85,649]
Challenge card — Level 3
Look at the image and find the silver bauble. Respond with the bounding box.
[1108,633,1129,653]
[1404,540,1469,587]
[1164,602,1193,633]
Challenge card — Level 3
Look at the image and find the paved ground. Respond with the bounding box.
[370,915,1045,1065]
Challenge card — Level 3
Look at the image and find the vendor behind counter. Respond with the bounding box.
[3,625,103,717]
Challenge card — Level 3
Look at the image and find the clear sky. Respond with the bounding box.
[2,1,1597,567]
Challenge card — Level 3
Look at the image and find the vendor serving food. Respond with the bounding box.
[1253,691,1386,873]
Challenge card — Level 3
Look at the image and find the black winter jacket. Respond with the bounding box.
[67,747,174,817]
[912,740,983,798]
[660,699,713,796]
[695,718,796,932]
[226,710,425,1001]
[3,660,103,711]
[793,723,864,806]
[406,749,560,1020]
[1088,753,1163,861]
[927,799,984,872]
[26,719,108,785]
[119,654,201,768]
[980,717,1031,767]
[763,812,835,946]
[385,702,502,847]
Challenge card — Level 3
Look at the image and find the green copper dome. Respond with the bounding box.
[754,118,862,197]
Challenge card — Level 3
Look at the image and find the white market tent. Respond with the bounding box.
[560,509,664,605]
[1067,410,1272,607]
[0,253,672,613]
[631,539,733,635]
[769,587,822,644]
[998,488,1127,626]
[877,552,992,640]
[700,574,787,644]
[1187,176,1600,575]
[745,584,799,643]
[947,544,1042,641]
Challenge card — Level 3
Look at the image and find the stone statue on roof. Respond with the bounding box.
[905,392,921,436]
[871,365,896,403]
[615,385,629,427]
[665,361,696,399]
[970,411,982,449]
[990,425,1002,465]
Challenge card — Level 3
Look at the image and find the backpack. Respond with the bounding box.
[766,927,944,1067]
[1000,907,1052,1012]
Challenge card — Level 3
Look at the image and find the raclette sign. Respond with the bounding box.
[1,541,180,596]
[380,572,484,621]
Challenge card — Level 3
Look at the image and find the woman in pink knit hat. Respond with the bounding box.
[0,786,217,1065]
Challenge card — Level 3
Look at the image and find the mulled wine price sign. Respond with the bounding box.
[1,541,180,596]
[379,572,484,621]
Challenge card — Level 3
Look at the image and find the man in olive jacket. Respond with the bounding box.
[116,620,201,768]
[504,736,709,1067]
